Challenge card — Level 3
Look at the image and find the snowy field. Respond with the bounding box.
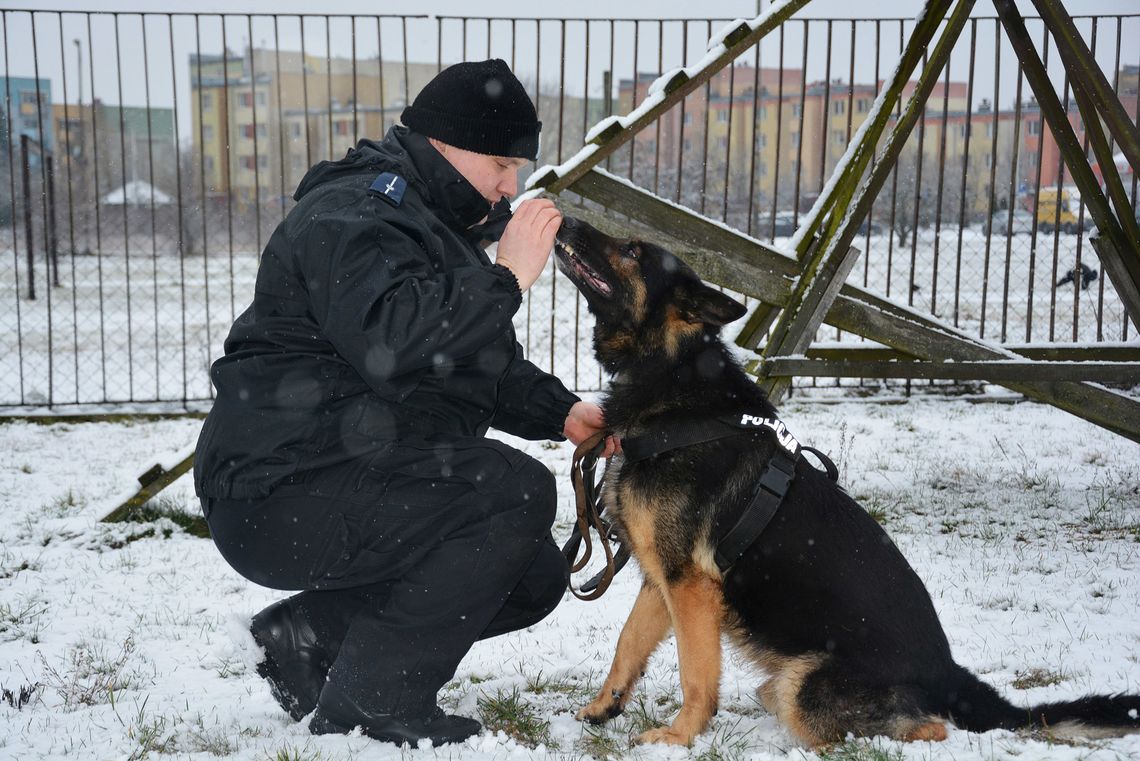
[1,398,1138,761]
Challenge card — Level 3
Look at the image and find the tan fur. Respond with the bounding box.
[615,488,668,585]
[754,651,829,746]
[662,305,703,359]
[901,721,949,742]
[638,571,725,745]
[576,583,671,723]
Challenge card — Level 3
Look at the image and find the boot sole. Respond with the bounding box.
[309,710,480,746]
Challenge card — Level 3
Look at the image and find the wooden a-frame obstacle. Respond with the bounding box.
[104,0,1139,522]
[527,0,1140,443]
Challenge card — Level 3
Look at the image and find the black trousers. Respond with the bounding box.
[204,434,568,717]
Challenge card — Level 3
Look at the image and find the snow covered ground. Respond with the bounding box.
[2,398,1138,761]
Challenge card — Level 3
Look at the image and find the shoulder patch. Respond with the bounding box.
[368,171,407,207]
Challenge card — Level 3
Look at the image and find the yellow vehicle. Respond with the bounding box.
[1035,187,1082,233]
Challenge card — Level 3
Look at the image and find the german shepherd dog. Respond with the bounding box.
[552,216,1140,748]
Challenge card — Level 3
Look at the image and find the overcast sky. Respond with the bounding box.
[4,1,1136,18]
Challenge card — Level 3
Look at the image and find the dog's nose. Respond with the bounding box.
[559,216,579,233]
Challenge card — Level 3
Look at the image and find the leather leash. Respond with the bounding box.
[561,431,629,601]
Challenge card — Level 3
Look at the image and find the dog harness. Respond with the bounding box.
[563,412,838,599]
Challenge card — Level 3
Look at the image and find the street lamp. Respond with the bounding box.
[74,38,82,108]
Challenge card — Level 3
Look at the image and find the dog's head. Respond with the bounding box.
[554,216,746,369]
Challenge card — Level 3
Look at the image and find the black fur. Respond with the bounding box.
[554,215,1140,745]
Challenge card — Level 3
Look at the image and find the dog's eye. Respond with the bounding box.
[620,243,639,260]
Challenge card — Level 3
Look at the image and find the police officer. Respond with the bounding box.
[195,58,611,746]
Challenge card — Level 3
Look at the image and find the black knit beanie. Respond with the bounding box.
[401,59,541,161]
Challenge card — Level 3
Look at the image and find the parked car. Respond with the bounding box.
[987,209,1036,236]
[1035,187,1083,233]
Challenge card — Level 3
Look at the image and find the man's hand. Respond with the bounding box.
[495,198,562,292]
[563,401,621,458]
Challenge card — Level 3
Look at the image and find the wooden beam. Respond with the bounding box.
[100,453,195,523]
[758,358,1140,384]
[561,168,1140,444]
[994,0,1140,327]
[787,0,955,256]
[802,343,1140,363]
[758,0,975,402]
[1030,0,1140,179]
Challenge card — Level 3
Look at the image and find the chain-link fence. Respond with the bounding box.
[1,9,1137,409]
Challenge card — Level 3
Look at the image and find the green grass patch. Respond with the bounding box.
[119,495,210,539]
[1011,667,1064,690]
[816,739,905,761]
[477,686,556,748]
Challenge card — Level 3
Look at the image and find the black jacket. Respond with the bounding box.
[195,127,578,499]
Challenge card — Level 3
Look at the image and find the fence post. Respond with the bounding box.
[47,153,59,287]
[20,134,35,302]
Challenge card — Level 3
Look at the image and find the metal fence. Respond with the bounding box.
[1,9,1137,410]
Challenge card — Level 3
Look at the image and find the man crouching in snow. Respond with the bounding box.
[194,58,612,746]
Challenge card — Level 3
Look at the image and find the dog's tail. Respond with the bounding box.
[942,664,1140,738]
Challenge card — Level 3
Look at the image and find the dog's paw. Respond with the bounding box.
[636,726,693,746]
[575,698,624,725]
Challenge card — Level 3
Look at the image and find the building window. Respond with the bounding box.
[959,124,967,138]
[201,93,213,110]
[683,138,692,151]
[291,123,303,138]
[790,132,800,147]
[833,100,845,115]
[757,133,767,149]
[238,92,253,108]
[984,154,992,168]
[335,120,351,136]
[257,91,268,106]
[757,160,768,177]
[857,98,870,113]
[683,112,693,125]
[202,125,214,142]
[717,110,729,123]
[790,159,799,175]
[717,136,728,149]
[833,129,846,143]
[241,124,255,139]
[1028,119,1040,136]
[759,105,768,120]
[986,122,994,138]
[203,155,215,173]
[20,90,46,114]
[792,103,802,118]
[240,155,256,170]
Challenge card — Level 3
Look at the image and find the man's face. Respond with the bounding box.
[429,138,530,205]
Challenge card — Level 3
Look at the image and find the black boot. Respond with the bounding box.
[250,599,331,721]
[309,681,482,746]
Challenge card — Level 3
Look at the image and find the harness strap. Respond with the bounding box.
[713,448,797,572]
[621,418,746,464]
[801,445,839,482]
[563,412,840,598]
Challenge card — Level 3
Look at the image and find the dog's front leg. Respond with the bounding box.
[638,571,723,746]
[577,580,671,724]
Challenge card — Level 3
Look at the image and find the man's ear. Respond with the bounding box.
[682,281,748,326]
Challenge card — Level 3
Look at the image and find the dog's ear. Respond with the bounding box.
[683,281,748,326]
